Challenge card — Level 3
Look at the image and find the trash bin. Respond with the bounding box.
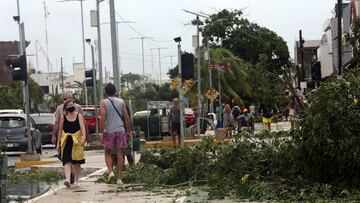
[200,118,209,134]
[161,116,169,133]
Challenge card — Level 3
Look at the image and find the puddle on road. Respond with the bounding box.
[7,167,99,202]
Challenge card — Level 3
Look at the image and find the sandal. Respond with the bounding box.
[64,180,71,188]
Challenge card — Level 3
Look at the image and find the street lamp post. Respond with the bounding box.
[183,9,208,136]
[175,37,185,147]
[86,39,99,136]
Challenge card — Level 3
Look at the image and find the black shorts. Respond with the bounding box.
[171,122,180,135]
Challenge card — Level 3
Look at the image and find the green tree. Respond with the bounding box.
[121,73,142,89]
[122,82,178,112]
[0,79,44,111]
[247,54,288,108]
[29,79,45,111]
[200,9,290,72]
[48,94,62,110]
[299,70,360,185]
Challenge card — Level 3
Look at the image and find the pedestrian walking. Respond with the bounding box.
[52,91,87,184]
[113,91,134,166]
[57,99,86,188]
[99,83,132,186]
[259,104,272,132]
[223,104,234,127]
[169,98,181,147]
[223,104,235,137]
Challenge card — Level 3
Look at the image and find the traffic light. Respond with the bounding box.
[181,53,194,81]
[6,55,27,81]
[85,69,95,87]
[312,61,321,81]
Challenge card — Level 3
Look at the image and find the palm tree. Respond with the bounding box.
[187,47,251,106]
[210,48,252,104]
[48,94,63,110]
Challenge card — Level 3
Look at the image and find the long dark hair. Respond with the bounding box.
[63,99,74,115]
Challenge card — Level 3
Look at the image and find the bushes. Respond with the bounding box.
[104,70,360,201]
[299,70,360,186]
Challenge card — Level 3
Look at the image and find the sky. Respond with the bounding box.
[0,0,335,81]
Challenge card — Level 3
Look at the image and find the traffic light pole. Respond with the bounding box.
[90,44,99,136]
[177,41,185,147]
[21,26,33,154]
[16,1,33,154]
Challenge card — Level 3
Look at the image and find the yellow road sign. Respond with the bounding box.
[205,88,219,101]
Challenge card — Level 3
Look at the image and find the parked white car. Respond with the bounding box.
[133,110,150,117]
[0,109,24,115]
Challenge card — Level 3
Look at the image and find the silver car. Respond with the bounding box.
[0,114,42,154]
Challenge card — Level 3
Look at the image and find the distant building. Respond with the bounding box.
[31,72,62,95]
[318,19,334,79]
[294,39,321,89]
[73,63,85,83]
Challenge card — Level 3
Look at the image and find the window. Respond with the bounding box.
[83,110,95,117]
[0,117,26,128]
[32,115,54,124]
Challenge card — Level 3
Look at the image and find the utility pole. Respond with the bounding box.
[35,40,39,72]
[337,0,342,75]
[207,40,213,113]
[154,47,168,84]
[150,48,157,83]
[109,0,120,91]
[129,36,153,79]
[163,55,175,70]
[43,0,50,73]
[196,16,202,136]
[96,0,104,100]
[61,57,64,93]
[299,30,305,83]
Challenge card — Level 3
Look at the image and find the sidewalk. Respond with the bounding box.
[26,122,291,203]
[26,151,189,203]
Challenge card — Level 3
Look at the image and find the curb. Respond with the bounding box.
[84,145,104,151]
[25,167,108,203]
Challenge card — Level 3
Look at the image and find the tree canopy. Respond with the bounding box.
[200,9,290,72]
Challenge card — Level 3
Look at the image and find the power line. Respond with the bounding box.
[104,0,195,44]
[102,47,177,57]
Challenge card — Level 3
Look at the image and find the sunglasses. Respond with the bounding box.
[63,98,68,101]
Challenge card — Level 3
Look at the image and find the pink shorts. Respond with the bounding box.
[103,131,127,150]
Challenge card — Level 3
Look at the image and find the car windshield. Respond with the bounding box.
[184,108,193,115]
[0,117,26,128]
[83,110,95,117]
[32,115,54,124]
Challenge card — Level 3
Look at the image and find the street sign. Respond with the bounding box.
[183,79,195,88]
[205,88,219,101]
[213,63,231,70]
[170,77,180,89]
[208,64,214,69]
